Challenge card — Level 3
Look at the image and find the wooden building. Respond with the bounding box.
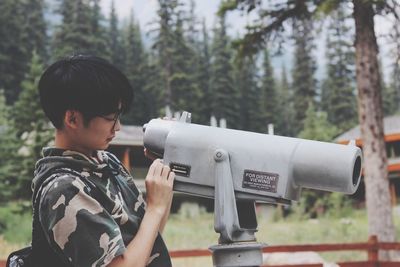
[335,114,400,204]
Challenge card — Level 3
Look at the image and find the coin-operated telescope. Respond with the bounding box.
[143,112,362,267]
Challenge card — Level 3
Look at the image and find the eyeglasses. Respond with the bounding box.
[99,109,122,129]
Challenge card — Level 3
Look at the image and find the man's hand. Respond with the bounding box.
[108,159,174,267]
[145,159,175,217]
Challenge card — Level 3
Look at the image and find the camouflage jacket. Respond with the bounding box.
[33,147,171,267]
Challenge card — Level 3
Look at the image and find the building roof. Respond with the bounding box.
[110,125,144,146]
[335,114,400,143]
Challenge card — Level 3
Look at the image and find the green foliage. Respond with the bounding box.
[298,102,339,142]
[315,0,341,15]
[287,189,355,220]
[169,14,202,121]
[0,131,22,202]
[90,0,108,57]
[11,52,48,137]
[107,0,124,69]
[292,18,317,134]
[120,12,154,125]
[210,15,239,128]
[152,0,181,110]
[23,0,48,61]
[320,6,358,132]
[151,0,204,122]
[0,0,47,104]
[259,48,278,133]
[0,201,32,244]
[218,0,239,16]
[196,19,212,125]
[276,65,295,136]
[52,0,106,59]
[382,82,399,116]
[235,55,263,132]
[0,90,8,126]
[0,52,53,200]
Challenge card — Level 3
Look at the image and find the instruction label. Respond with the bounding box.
[242,169,279,193]
[169,162,191,177]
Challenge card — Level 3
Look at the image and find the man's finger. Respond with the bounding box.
[168,171,175,186]
[161,165,171,179]
[147,159,158,178]
[153,159,163,178]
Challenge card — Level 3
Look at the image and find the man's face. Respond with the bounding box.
[76,110,121,153]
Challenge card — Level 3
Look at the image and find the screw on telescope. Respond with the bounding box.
[214,149,228,162]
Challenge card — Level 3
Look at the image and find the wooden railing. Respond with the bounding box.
[170,236,400,267]
[1,236,399,267]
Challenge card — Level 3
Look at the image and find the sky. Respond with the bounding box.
[99,0,395,82]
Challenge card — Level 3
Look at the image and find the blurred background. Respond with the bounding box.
[0,0,400,265]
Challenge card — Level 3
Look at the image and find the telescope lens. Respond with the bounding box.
[352,156,361,186]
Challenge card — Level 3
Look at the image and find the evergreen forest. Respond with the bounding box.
[0,0,399,203]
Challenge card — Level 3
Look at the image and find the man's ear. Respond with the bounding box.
[64,110,80,129]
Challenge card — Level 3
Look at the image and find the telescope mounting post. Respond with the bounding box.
[209,149,265,267]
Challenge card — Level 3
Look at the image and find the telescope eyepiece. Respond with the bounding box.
[353,156,362,186]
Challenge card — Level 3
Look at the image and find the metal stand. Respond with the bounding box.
[210,149,265,267]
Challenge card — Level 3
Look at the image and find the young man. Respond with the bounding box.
[34,55,174,267]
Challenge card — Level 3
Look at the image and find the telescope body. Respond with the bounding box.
[143,118,362,204]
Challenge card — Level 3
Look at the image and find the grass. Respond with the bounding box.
[1,201,400,266]
[163,204,400,266]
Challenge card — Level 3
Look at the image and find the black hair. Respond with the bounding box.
[38,55,133,129]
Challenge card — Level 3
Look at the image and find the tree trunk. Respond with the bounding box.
[353,0,396,260]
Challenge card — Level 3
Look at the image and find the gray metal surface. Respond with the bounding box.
[213,149,257,243]
[209,243,264,267]
[143,115,362,204]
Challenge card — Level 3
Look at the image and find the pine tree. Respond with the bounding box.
[152,0,180,111]
[90,0,108,57]
[320,6,357,131]
[170,13,202,121]
[0,0,30,104]
[375,58,397,116]
[196,19,212,125]
[120,11,151,125]
[107,0,124,69]
[291,18,316,135]
[259,48,278,133]
[0,129,21,202]
[0,90,8,126]
[235,55,262,132]
[10,53,49,138]
[382,77,398,115]
[22,0,48,61]
[276,65,295,136]
[144,53,164,119]
[52,0,96,59]
[2,52,53,199]
[210,15,239,128]
[0,89,13,202]
[186,0,199,47]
